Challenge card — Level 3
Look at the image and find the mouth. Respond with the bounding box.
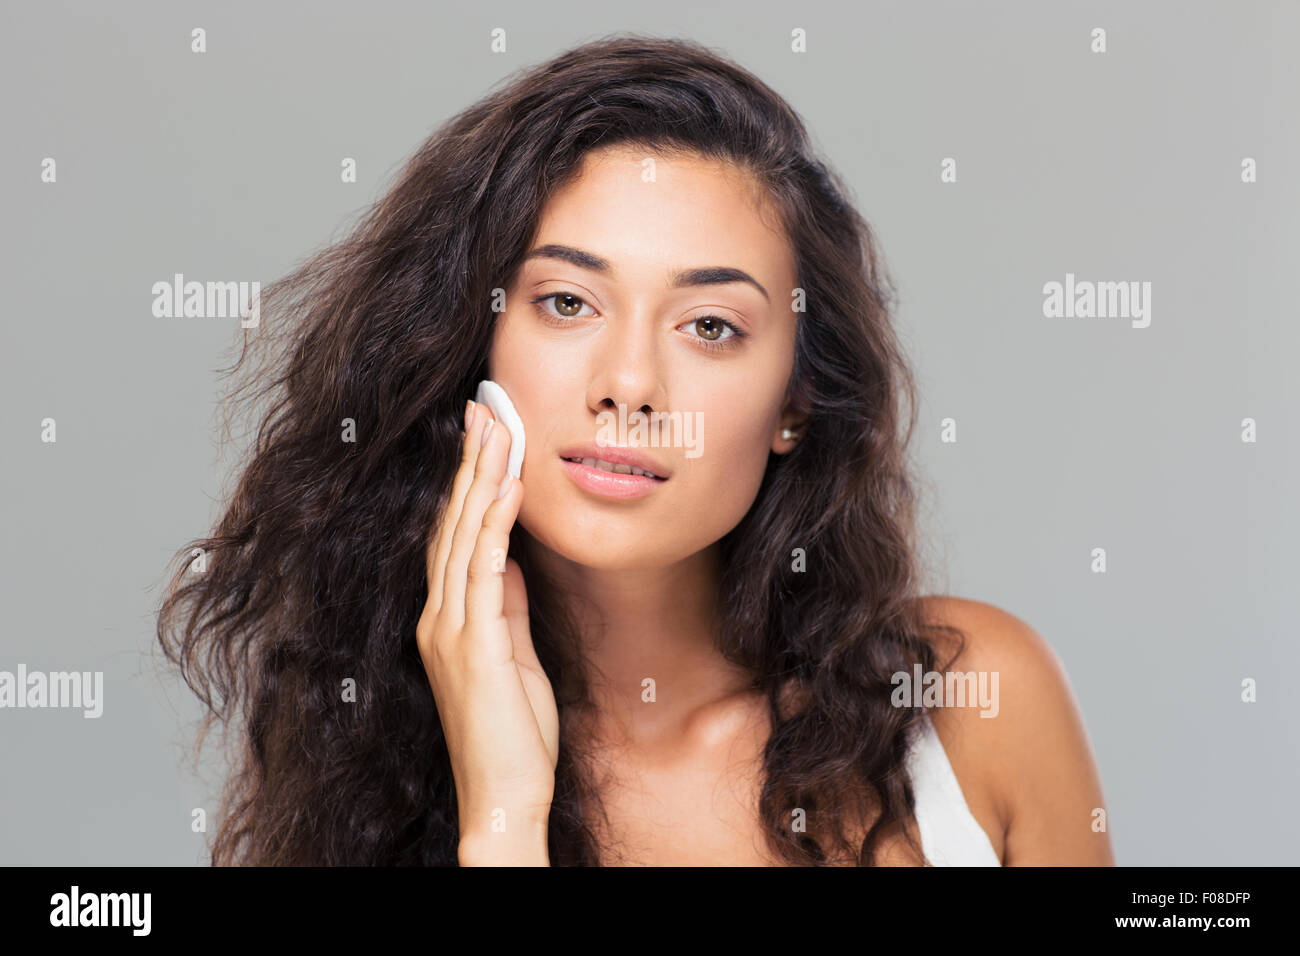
[556,441,672,480]
[559,452,669,501]
[560,456,666,480]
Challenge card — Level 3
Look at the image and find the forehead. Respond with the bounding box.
[530,145,795,289]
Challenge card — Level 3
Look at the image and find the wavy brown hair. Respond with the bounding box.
[155,33,965,866]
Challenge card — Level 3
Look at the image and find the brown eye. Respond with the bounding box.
[694,317,724,340]
[555,294,583,316]
[528,292,597,323]
[681,314,747,352]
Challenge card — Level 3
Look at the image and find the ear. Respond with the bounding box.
[771,383,812,455]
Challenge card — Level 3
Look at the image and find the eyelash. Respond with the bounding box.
[527,292,749,353]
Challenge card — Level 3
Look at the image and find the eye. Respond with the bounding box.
[682,315,747,352]
[528,291,748,353]
[529,292,597,320]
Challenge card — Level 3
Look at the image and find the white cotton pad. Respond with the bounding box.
[474,379,526,480]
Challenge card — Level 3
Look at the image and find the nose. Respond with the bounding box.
[586,310,667,421]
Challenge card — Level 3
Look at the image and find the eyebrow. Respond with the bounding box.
[523,243,770,303]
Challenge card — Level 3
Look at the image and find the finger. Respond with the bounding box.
[441,408,512,629]
[427,401,487,608]
[464,476,522,643]
[499,557,540,673]
[427,400,494,613]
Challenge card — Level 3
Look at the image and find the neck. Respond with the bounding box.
[525,537,756,750]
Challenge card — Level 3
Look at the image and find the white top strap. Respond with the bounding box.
[906,712,1001,866]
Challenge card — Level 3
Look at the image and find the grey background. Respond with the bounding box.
[1,0,1295,865]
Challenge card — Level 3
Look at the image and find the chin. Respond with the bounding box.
[518,519,668,571]
[516,505,690,572]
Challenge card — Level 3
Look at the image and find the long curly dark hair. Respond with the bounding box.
[155,33,965,866]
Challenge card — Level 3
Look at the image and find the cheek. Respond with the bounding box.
[679,403,776,521]
[488,311,558,473]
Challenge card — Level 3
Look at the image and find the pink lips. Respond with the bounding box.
[561,457,667,500]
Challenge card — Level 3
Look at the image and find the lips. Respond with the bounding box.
[560,458,666,501]
[563,456,663,479]
[557,442,671,480]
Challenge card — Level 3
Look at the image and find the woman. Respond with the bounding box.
[157,35,1113,866]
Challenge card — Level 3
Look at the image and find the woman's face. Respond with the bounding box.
[489,144,803,571]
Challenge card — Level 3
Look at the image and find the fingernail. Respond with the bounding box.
[465,399,475,431]
[480,417,494,448]
[496,475,513,500]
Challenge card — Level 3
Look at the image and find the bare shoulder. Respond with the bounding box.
[914,595,1115,865]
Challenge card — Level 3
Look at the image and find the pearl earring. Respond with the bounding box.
[781,427,798,441]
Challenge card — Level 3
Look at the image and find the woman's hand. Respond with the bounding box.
[416,399,557,865]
